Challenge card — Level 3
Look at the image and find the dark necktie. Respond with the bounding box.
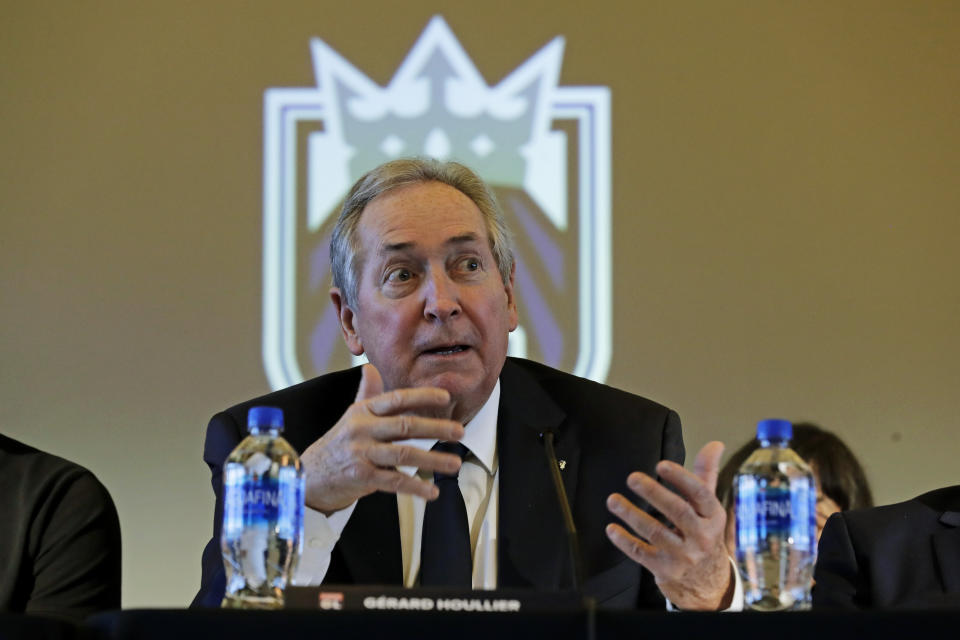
[420,441,472,587]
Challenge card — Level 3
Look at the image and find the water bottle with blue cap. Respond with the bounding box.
[734,418,817,610]
[221,406,303,608]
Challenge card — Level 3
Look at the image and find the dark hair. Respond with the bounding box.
[716,422,874,512]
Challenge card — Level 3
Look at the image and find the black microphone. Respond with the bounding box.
[539,430,584,591]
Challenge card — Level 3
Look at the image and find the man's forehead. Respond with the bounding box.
[377,232,483,256]
[357,182,491,253]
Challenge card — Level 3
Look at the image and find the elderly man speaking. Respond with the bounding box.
[193,157,735,611]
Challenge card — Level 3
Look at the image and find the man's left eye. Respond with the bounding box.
[459,257,480,271]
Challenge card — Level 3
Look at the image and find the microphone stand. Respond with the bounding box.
[540,430,584,591]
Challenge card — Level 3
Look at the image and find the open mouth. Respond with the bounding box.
[423,345,469,356]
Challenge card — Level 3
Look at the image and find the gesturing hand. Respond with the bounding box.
[605,441,735,610]
[300,364,465,515]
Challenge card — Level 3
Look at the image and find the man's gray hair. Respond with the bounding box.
[330,157,515,307]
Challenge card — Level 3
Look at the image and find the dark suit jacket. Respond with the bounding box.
[0,434,122,621]
[192,358,684,609]
[813,485,960,609]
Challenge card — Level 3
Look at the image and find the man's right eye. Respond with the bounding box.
[386,267,413,283]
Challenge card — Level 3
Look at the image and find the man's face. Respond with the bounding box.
[332,180,518,423]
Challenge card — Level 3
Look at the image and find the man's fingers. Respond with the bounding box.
[355,363,384,402]
[368,467,441,501]
[692,441,725,494]
[607,492,682,550]
[364,386,452,418]
[365,443,462,474]
[605,522,656,568]
[365,414,464,443]
[654,459,723,519]
[609,448,735,611]
[624,472,707,540]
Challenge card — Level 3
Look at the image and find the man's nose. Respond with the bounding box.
[423,270,461,321]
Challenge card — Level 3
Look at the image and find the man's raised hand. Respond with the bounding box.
[300,364,465,515]
[605,441,735,610]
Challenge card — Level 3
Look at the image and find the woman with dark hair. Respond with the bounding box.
[716,422,873,555]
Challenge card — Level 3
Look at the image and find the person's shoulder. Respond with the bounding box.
[0,434,117,530]
[500,359,683,463]
[220,367,361,412]
[914,484,960,513]
[0,433,100,493]
[837,484,960,539]
[216,367,363,430]
[502,357,675,418]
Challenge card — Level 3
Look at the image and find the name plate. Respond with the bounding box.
[284,585,588,613]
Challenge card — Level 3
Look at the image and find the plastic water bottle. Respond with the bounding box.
[221,406,303,609]
[734,418,817,611]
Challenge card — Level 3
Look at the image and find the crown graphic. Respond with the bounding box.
[262,16,611,391]
[306,15,566,229]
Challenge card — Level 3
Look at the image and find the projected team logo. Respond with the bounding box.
[262,15,611,390]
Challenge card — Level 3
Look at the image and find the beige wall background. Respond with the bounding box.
[2,1,958,608]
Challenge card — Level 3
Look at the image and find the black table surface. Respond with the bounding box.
[5,606,960,640]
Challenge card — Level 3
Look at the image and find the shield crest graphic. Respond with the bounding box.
[262,15,611,390]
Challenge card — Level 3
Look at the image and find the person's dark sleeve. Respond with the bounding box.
[191,411,244,608]
[26,470,121,621]
[813,511,864,609]
[661,409,685,467]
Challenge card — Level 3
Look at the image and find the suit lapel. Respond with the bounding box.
[933,511,960,593]
[333,490,403,585]
[496,360,582,590]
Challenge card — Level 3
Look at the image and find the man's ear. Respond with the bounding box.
[505,261,519,332]
[330,287,364,356]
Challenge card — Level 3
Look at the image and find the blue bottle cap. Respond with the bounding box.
[248,406,284,430]
[756,418,792,441]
